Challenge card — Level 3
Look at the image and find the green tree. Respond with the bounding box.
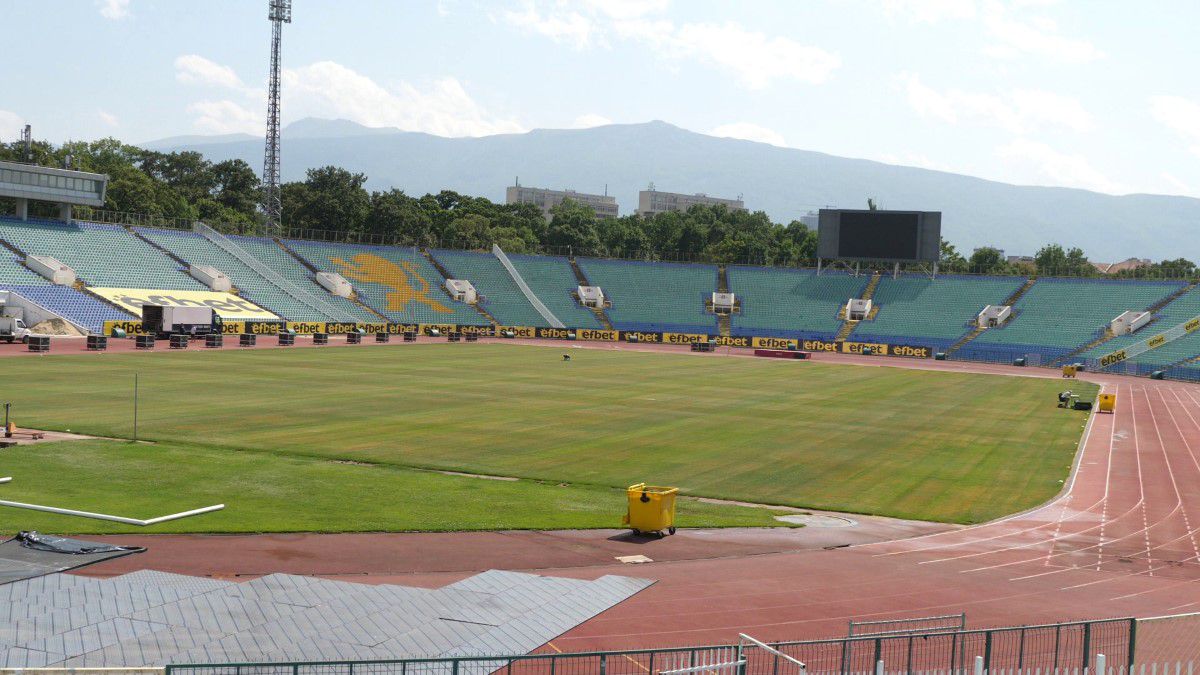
[281,166,370,235]
[546,199,602,255]
[969,246,1008,274]
[939,239,967,273]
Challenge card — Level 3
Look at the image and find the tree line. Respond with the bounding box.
[0,138,1193,279]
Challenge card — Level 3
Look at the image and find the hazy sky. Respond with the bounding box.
[4,0,1199,197]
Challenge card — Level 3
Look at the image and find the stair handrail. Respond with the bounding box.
[193,223,357,322]
[492,244,564,328]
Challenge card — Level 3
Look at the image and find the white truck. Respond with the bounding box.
[0,316,32,344]
[141,305,222,339]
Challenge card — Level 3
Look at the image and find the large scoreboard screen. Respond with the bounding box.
[817,209,941,263]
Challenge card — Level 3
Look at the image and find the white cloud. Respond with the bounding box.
[97,109,119,128]
[708,122,787,147]
[282,62,524,137]
[175,55,249,92]
[175,55,522,138]
[97,0,130,20]
[995,139,1124,193]
[504,3,599,49]
[571,113,612,128]
[897,72,1093,133]
[1150,95,1200,158]
[503,2,838,89]
[666,22,839,89]
[0,110,26,142]
[186,100,262,135]
[883,0,977,23]
[982,3,1103,63]
[583,0,670,20]
[1159,172,1197,197]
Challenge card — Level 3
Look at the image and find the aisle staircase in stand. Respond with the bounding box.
[422,249,498,325]
[570,256,613,330]
[835,271,881,341]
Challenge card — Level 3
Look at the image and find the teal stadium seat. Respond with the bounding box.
[136,227,338,322]
[969,277,1184,361]
[727,266,869,340]
[507,254,603,329]
[575,258,717,333]
[855,274,1026,348]
[284,240,487,326]
[1081,285,1200,368]
[231,236,378,322]
[0,219,202,289]
[431,249,549,327]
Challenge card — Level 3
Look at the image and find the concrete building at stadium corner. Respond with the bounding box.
[505,183,619,220]
[637,188,746,217]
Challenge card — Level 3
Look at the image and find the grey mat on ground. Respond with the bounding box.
[0,568,654,667]
[0,533,144,586]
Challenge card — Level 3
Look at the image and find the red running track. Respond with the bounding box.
[535,375,1200,650]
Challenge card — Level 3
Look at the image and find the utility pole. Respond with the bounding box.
[262,0,292,233]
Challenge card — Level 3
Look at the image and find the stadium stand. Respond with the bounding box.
[727,266,870,340]
[283,239,487,325]
[0,284,133,333]
[0,249,45,286]
[1082,285,1200,364]
[228,235,377,322]
[0,218,202,289]
[136,227,337,322]
[854,274,1027,348]
[431,249,549,326]
[967,277,1185,361]
[508,253,604,329]
[575,258,718,333]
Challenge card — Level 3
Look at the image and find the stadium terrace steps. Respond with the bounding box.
[282,239,487,326]
[510,254,604,329]
[577,257,718,334]
[854,274,1027,349]
[222,234,377,322]
[424,249,504,326]
[566,257,612,329]
[274,240,391,321]
[726,266,869,340]
[970,277,1184,360]
[834,271,880,341]
[430,249,543,326]
[0,284,134,333]
[136,227,324,322]
[0,218,203,290]
[1089,284,1200,367]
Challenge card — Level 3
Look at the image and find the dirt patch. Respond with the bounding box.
[29,318,84,336]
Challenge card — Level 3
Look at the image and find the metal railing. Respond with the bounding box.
[164,618,1133,675]
[193,222,357,322]
[493,244,564,328]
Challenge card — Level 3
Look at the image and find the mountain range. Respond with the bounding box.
[145,119,1200,261]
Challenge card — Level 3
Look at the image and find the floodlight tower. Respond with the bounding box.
[262,0,291,232]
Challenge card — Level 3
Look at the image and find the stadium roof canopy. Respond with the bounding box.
[0,159,107,209]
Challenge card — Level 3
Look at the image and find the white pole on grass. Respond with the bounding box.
[133,372,138,443]
[0,500,224,525]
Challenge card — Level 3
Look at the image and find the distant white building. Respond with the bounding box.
[637,188,745,217]
[505,184,618,220]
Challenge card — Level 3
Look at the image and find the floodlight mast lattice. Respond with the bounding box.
[262,0,292,233]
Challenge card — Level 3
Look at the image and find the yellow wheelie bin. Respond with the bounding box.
[623,484,678,536]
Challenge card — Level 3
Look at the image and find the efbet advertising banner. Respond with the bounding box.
[90,288,280,320]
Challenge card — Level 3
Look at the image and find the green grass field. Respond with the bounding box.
[0,343,1096,533]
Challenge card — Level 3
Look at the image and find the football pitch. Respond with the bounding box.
[0,343,1097,533]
